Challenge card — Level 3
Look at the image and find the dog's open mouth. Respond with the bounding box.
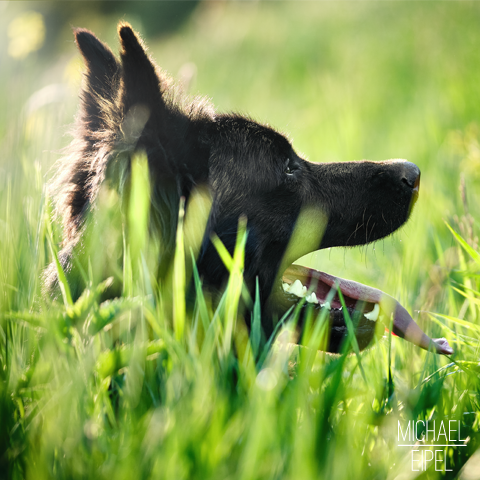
[279,264,453,355]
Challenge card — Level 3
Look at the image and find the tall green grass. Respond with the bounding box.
[1,2,480,479]
[2,152,479,479]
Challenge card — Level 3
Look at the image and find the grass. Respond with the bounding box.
[1,2,480,479]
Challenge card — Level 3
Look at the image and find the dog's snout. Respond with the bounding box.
[400,161,421,190]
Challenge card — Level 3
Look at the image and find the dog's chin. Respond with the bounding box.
[271,264,454,355]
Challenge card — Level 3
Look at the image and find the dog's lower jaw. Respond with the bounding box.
[268,264,454,355]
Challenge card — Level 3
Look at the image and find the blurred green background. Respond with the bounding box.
[2,1,480,479]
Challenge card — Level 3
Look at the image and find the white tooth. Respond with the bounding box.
[320,301,331,310]
[289,279,306,298]
[282,282,290,292]
[364,303,380,322]
[305,292,319,304]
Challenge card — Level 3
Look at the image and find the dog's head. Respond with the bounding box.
[48,23,452,355]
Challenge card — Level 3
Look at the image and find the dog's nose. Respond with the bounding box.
[400,161,421,190]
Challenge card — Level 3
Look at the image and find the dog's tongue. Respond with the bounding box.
[284,265,453,355]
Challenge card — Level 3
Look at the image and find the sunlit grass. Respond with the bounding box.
[1,147,479,479]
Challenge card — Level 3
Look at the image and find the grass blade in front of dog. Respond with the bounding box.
[125,151,150,297]
[337,287,368,385]
[191,249,211,333]
[250,278,262,359]
[211,217,248,356]
[45,208,73,308]
[173,197,186,342]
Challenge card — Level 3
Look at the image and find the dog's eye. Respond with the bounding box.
[284,160,295,175]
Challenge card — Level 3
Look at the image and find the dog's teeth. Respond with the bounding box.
[282,282,290,292]
[305,292,319,304]
[289,279,306,298]
[364,303,380,322]
[320,301,331,310]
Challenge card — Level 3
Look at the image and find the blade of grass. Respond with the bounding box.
[173,197,186,342]
[45,217,72,308]
[337,287,368,386]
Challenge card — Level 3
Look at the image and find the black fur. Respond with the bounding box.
[45,24,420,351]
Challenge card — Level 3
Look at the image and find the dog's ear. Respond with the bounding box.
[117,23,211,182]
[74,28,120,130]
[117,23,170,128]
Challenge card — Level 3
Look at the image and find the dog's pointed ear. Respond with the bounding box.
[117,23,167,117]
[74,28,120,129]
[75,28,119,88]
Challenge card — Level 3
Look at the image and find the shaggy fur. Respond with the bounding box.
[45,23,424,352]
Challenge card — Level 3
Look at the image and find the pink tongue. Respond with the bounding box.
[283,265,453,355]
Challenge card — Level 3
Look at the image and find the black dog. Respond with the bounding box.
[45,23,452,355]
